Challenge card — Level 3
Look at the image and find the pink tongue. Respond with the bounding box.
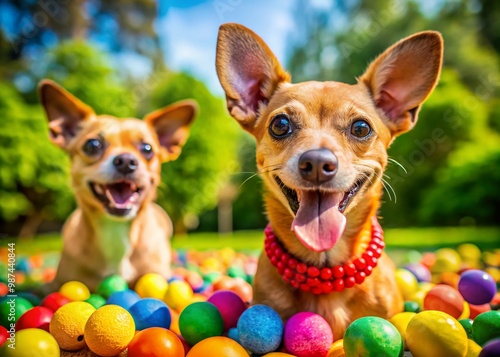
[291,191,347,252]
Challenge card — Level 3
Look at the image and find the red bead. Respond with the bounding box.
[321,281,333,294]
[296,263,307,274]
[333,279,344,292]
[364,265,373,276]
[320,268,333,280]
[362,251,374,259]
[283,275,292,283]
[299,284,310,292]
[311,287,322,295]
[378,241,386,249]
[306,278,320,287]
[270,256,279,265]
[344,263,356,276]
[372,237,382,246]
[288,258,298,269]
[355,271,366,284]
[277,261,284,271]
[284,268,294,279]
[332,266,345,278]
[295,273,306,283]
[307,266,320,278]
[366,256,378,266]
[369,243,378,251]
[344,276,356,288]
[281,253,290,264]
[354,258,366,270]
[291,280,300,289]
[274,248,283,258]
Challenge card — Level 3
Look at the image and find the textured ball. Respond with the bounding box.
[237,304,283,354]
[403,263,431,282]
[0,297,33,328]
[423,284,464,319]
[406,310,468,357]
[344,316,403,357]
[227,327,240,343]
[389,312,416,350]
[0,328,59,357]
[16,306,53,332]
[84,305,135,356]
[127,327,184,357]
[480,338,500,357]
[163,280,194,311]
[186,336,248,357]
[135,273,168,299]
[284,312,333,357]
[458,270,496,305]
[207,290,247,331]
[49,301,96,351]
[179,301,224,346]
[472,311,500,346]
[59,281,91,301]
[41,292,70,312]
[85,294,106,309]
[129,298,171,330]
[97,275,128,299]
[106,289,140,310]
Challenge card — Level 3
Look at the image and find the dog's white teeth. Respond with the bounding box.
[130,192,139,203]
[94,184,104,195]
[105,189,116,205]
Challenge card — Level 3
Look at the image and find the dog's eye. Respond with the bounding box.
[140,143,154,159]
[270,115,293,138]
[82,139,104,156]
[350,120,372,138]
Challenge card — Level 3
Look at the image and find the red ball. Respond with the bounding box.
[41,292,71,312]
[423,284,464,319]
[0,283,8,297]
[16,306,54,332]
[0,325,9,348]
[127,327,184,357]
[207,290,247,331]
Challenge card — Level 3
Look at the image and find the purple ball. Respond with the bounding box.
[458,270,496,305]
[479,338,500,357]
[403,263,431,283]
[284,312,334,357]
[207,290,247,331]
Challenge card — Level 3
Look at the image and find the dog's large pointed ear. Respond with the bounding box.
[359,31,443,137]
[144,100,198,162]
[216,23,290,134]
[38,79,95,149]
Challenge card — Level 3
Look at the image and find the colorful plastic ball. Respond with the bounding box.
[59,281,90,301]
[472,311,500,346]
[395,268,418,300]
[207,290,247,331]
[458,269,496,305]
[179,301,224,346]
[84,305,135,356]
[227,327,240,343]
[0,328,59,356]
[423,284,464,319]
[470,303,492,319]
[284,312,334,357]
[0,283,8,297]
[327,339,345,357]
[431,248,461,274]
[16,306,53,332]
[85,294,106,309]
[186,336,248,357]
[237,304,283,354]
[459,318,474,339]
[230,278,253,304]
[186,271,204,292]
[480,338,500,357]
[0,325,9,348]
[49,301,96,351]
[163,280,194,311]
[106,289,140,310]
[404,301,420,313]
[127,327,184,357]
[97,275,128,299]
[344,316,403,357]
[15,258,31,273]
[406,310,468,357]
[41,292,70,312]
[404,263,431,282]
[0,296,33,328]
[389,312,416,350]
[135,273,168,299]
[16,292,41,306]
[129,298,171,330]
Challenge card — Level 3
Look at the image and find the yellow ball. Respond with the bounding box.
[406,310,468,357]
[164,280,194,311]
[327,339,345,357]
[84,305,135,357]
[395,268,418,300]
[459,301,470,320]
[431,248,461,274]
[59,281,91,301]
[389,312,416,350]
[50,301,96,351]
[135,273,168,299]
[0,328,60,356]
[457,244,481,261]
[465,339,482,357]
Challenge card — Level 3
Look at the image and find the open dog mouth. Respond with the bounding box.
[89,180,142,216]
[274,174,369,252]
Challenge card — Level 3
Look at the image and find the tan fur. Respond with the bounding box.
[216,24,443,338]
[38,80,198,291]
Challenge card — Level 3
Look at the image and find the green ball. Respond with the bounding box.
[85,293,106,308]
[203,272,221,284]
[179,302,224,346]
[459,318,474,339]
[96,275,128,299]
[344,316,404,357]
[404,301,420,313]
[227,266,246,279]
[472,310,500,346]
[0,297,33,328]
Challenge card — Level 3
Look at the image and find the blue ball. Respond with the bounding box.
[227,327,240,343]
[237,304,283,354]
[129,298,171,330]
[106,289,140,310]
[16,259,31,273]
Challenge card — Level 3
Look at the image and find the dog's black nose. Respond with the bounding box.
[113,153,138,174]
[298,148,338,184]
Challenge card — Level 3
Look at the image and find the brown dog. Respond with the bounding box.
[216,24,442,338]
[39,80,197,291]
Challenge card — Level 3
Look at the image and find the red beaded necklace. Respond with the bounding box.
[264,217,385,295]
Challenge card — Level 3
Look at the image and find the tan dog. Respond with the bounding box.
[216,24,442,338]
[39,80,197,291]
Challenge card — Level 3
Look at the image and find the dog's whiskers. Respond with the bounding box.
[355,163,397,203]
[237,164,282,189]
[388,157,407,174]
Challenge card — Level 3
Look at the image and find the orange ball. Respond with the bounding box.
[187,336,248,357]
[213,276,235,291]
[423,284,464,319]
[128,327,184,357]
[230,279,253,304]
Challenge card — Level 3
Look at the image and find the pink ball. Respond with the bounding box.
[284,312,333,357]
[207,290,247,331]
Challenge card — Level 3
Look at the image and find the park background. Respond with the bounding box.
[0,0,499,251]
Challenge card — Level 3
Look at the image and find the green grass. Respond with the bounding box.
[8,226,500,256]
